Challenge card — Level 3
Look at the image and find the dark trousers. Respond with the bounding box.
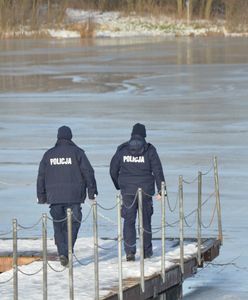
[50,204,82,257]
[121,193,153,256]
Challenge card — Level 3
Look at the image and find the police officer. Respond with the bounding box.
[37,126,98,266]
[110,123,165,261]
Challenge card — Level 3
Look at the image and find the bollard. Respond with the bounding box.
[92,201,100,300]
[117,194,123,300]
[67,208,74,300]
[42,213,48,300]
[179,176,184,275]
[161,181,166,283]
[13,219,18,300]
[197,172,202,266]
[214,156,223,245]
[138,188,145,294]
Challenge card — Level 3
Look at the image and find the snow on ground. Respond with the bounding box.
[5,9,248,39]
[63,9,248,38]
[0,237,197,300]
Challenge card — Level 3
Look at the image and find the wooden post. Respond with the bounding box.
[138,188,145,294]
[117,194,123,300]
[197,172,202,266]
[161,181,166,283]
[177,0,183,17]
[13,219,18,300]
[93,201,100,300]
[67,208,74,300]
[42,213,48,300]
[214,156,223,245]
[179,176,184,275]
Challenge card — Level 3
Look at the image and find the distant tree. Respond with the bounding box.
[177,0,183,17]
[205,0,214,19]
[176,0,221,20]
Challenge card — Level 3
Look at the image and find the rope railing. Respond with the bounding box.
[72,206,93,224]
[0,157,222,300]
[73,253,89,266]
[17,266,43,276]
[97,243,118,251]
[96,202,119,211]
[202,165,214,176]
[166,192,179,212]
[201,202,217,229]
[183,175,198,185]
[202,192,216,207]
[0,275,14,284]
[184,213,197,228]
[0,229,13,236]
[47,215,68,223]
[121,191,138,210]
[17,217,42,230]
[47,261,66,273]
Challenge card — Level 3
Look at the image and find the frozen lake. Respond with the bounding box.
[0,37,248,299]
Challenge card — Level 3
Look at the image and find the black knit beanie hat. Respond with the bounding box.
[131,123,146,138]
[57,126,73,140]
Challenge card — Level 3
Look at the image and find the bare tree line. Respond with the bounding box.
[0,0,247,32]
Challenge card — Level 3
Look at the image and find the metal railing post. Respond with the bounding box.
[138,188,145,293]
[93,201,99,300]
[67,208,74,300]
[42,213,48,300]
[117,194,123,300]
[179,176,184,275]
[161,181,166,283]
[197,172,202,266]
[13,218,18,300]
[214,156,223,245]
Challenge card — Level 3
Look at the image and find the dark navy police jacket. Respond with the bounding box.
[110,134,165,196]
[37,139,98,204]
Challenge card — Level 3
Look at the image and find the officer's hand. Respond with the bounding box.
[89,194,97,202]
[156,194,162,201]
[156,189,167,201]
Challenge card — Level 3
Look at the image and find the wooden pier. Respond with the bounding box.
[0,237,221,299]
[0,238,57,273]
[0,158,223,300]
[103,237,221,300]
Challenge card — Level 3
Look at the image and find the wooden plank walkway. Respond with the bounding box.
[0,237,221,300]
[0,238,57,273]
[102,237,221,300]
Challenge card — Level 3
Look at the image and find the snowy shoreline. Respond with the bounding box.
[1,9,248,39]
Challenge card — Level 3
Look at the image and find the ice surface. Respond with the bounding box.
[0,37,248,299]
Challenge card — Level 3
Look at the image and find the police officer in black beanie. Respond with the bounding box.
[110,123,165,261]
[37,126,98,266]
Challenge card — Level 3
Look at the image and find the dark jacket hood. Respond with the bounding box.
[57,126,72,140]
[128,134,147,156]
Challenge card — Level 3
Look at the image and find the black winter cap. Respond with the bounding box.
[57,126,73,140]
[131,123,146,138]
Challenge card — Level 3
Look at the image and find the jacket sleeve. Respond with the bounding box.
[110,150,121,190]
[149,145,165,193]
[79,151,98,199]
[36,155,47,204]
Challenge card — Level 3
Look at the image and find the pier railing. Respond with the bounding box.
[0,156,222,300]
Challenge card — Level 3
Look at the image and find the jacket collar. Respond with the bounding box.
[55,139,75,147]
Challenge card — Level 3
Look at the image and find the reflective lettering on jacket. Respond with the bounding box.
[123,156,145,163]
[50,157,72,165]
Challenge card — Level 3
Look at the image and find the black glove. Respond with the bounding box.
[89,194,97,201]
